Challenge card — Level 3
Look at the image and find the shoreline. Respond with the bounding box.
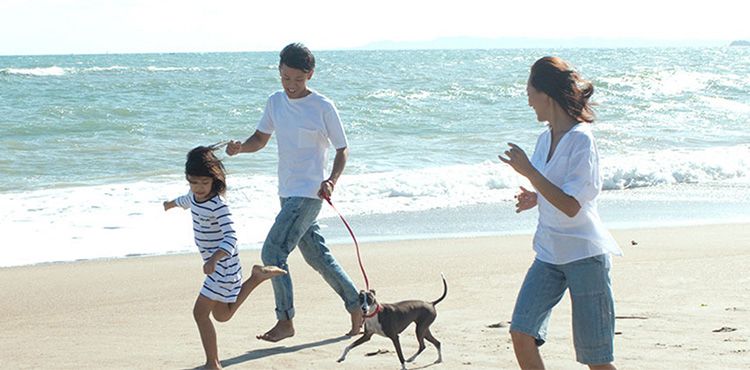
[4,217,750,270]
[2,223,749,369]
[5,181,750,268]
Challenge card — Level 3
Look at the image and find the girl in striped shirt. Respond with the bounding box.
[163,145,285,370]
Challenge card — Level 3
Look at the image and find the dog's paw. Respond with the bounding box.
[337,357,345,363]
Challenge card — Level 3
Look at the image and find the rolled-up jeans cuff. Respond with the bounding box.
[276,307,295,321]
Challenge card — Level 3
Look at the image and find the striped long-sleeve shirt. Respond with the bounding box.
[175,192,242,301]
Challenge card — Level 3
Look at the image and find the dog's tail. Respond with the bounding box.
[432,273,448,306]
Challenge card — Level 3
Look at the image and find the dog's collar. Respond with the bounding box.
[363,304,382,319]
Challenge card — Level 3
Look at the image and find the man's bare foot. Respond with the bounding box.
[202,359,222,369]
[256,320,295,342]
[249,265,286,283]
[346,309,363,336]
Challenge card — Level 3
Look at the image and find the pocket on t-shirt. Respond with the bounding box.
[298,128,321,148]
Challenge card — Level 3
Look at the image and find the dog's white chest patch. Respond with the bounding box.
[364,315,385,337]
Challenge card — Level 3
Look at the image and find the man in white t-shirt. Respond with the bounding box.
[226,43,361,342]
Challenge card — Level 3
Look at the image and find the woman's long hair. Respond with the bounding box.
[529,56,595,123]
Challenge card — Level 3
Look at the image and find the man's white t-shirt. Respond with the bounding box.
[530,123,623,265]
[257,90,348,199]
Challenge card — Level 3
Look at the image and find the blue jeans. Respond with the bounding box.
[510,255,616,365]
[261,197,360,321]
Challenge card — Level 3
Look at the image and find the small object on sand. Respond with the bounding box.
[630,240,638,246]
[365,349,390,356]
[487,321,509,328]
[616,315,648,320]
[712,326,737,333]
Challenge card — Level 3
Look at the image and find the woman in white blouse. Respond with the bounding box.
[499,56,622,370]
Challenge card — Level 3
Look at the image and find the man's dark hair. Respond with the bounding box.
[279,43,315,72]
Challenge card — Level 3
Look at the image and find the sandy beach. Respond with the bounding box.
[1,223,748,369]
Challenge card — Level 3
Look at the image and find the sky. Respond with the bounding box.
[0,0,748,55]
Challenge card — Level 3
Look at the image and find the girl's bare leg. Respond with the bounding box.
[212,265,286,322]
[194,295,222,369]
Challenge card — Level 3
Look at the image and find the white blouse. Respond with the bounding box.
[529,123,622,265]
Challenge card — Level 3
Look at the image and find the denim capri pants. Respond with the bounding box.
[510,254,615,365]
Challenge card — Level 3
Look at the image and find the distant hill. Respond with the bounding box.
[730,40,750,46]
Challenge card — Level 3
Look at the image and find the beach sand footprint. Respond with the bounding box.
[486,321,510,328]
[615,315,649,320]
[712,326,738,333]
[725,307,746,312]
[365,349,390,357]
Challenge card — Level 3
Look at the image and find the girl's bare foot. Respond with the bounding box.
[257,319,295,342]
[250,265,286,282]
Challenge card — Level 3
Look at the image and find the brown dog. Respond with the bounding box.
[337,274,447,369]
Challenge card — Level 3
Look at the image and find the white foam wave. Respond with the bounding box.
[2,66,66,76]
[85,65,130,72]
[3,145,749,267]
[2,65,225,77]
[145,66,224,72]
[314,162,522,218]
[601,70,727,98]
[0,179,276,268]
[146,66,186,72]
[601,145,750,189]
[657,70,714,95]
[366,89,432,101]
[699,96,750,113]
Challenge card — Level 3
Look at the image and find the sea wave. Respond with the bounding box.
[144,66,225,73]
[599,70,741,98]
[1,66,66,76]
[231,145,750,217]
[3,144,749,268]
[85,65,130,72]
[601,145,750,189]
[1,65,225,76]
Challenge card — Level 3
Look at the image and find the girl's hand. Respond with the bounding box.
[203,260,216,275]
[225,140,243,156]
[203,250,226,275]
[498,143,536,178]
[514,186,538,213]
[163,200,176,211]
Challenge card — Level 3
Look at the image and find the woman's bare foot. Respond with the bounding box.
[249,265,286,283]
[256,319,295,342]
[346,309,363,336]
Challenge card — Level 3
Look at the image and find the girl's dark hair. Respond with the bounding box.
[529,56,595,123]
[279,42,315,72]
[185,146,227,196]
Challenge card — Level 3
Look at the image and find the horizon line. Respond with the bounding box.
[1,36,746,58]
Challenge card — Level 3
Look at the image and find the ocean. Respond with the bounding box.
[2,48,749,267]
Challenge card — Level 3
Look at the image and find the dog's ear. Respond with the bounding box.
[369,289,376,296]
[359,290,366,294]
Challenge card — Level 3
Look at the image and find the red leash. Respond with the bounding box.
[323,196,370,291]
